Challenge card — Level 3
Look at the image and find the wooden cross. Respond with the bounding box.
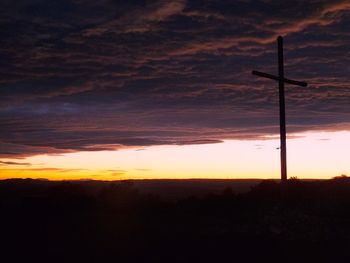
[252,36,307,185]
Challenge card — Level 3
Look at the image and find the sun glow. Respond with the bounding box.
[0,131,349,180]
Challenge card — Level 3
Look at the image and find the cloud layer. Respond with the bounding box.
[0,0,349,157]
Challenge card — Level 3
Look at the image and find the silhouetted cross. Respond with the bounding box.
[252,36,307,185]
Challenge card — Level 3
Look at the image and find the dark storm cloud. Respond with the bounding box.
[0,0,349,157]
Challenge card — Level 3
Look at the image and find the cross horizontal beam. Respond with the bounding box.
[252,70,307,87]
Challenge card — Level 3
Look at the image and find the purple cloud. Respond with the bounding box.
[0,0,349,158]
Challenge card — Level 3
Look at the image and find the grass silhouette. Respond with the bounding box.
[1,177,350,262]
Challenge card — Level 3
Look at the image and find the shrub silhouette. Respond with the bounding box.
[2,178,350,262]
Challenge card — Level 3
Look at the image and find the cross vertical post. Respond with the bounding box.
[252,36,307,185]
[278,36,287,184]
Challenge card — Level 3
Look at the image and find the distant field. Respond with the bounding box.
[130,179,263,200]
[1,178,329,200]
[0,178,265,200]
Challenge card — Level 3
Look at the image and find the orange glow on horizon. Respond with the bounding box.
[0,131,349,181]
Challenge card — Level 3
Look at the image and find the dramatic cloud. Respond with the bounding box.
[0,161,31,166]
[0,0,349,158]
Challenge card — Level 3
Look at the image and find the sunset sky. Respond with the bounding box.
[0,0,349,180]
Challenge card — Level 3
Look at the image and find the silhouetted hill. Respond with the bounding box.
[0,178,263,200]
[1,177,350,262]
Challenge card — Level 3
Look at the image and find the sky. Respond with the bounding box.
[0,0,349,180]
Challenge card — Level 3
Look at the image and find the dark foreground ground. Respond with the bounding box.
[1,177,350,262]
